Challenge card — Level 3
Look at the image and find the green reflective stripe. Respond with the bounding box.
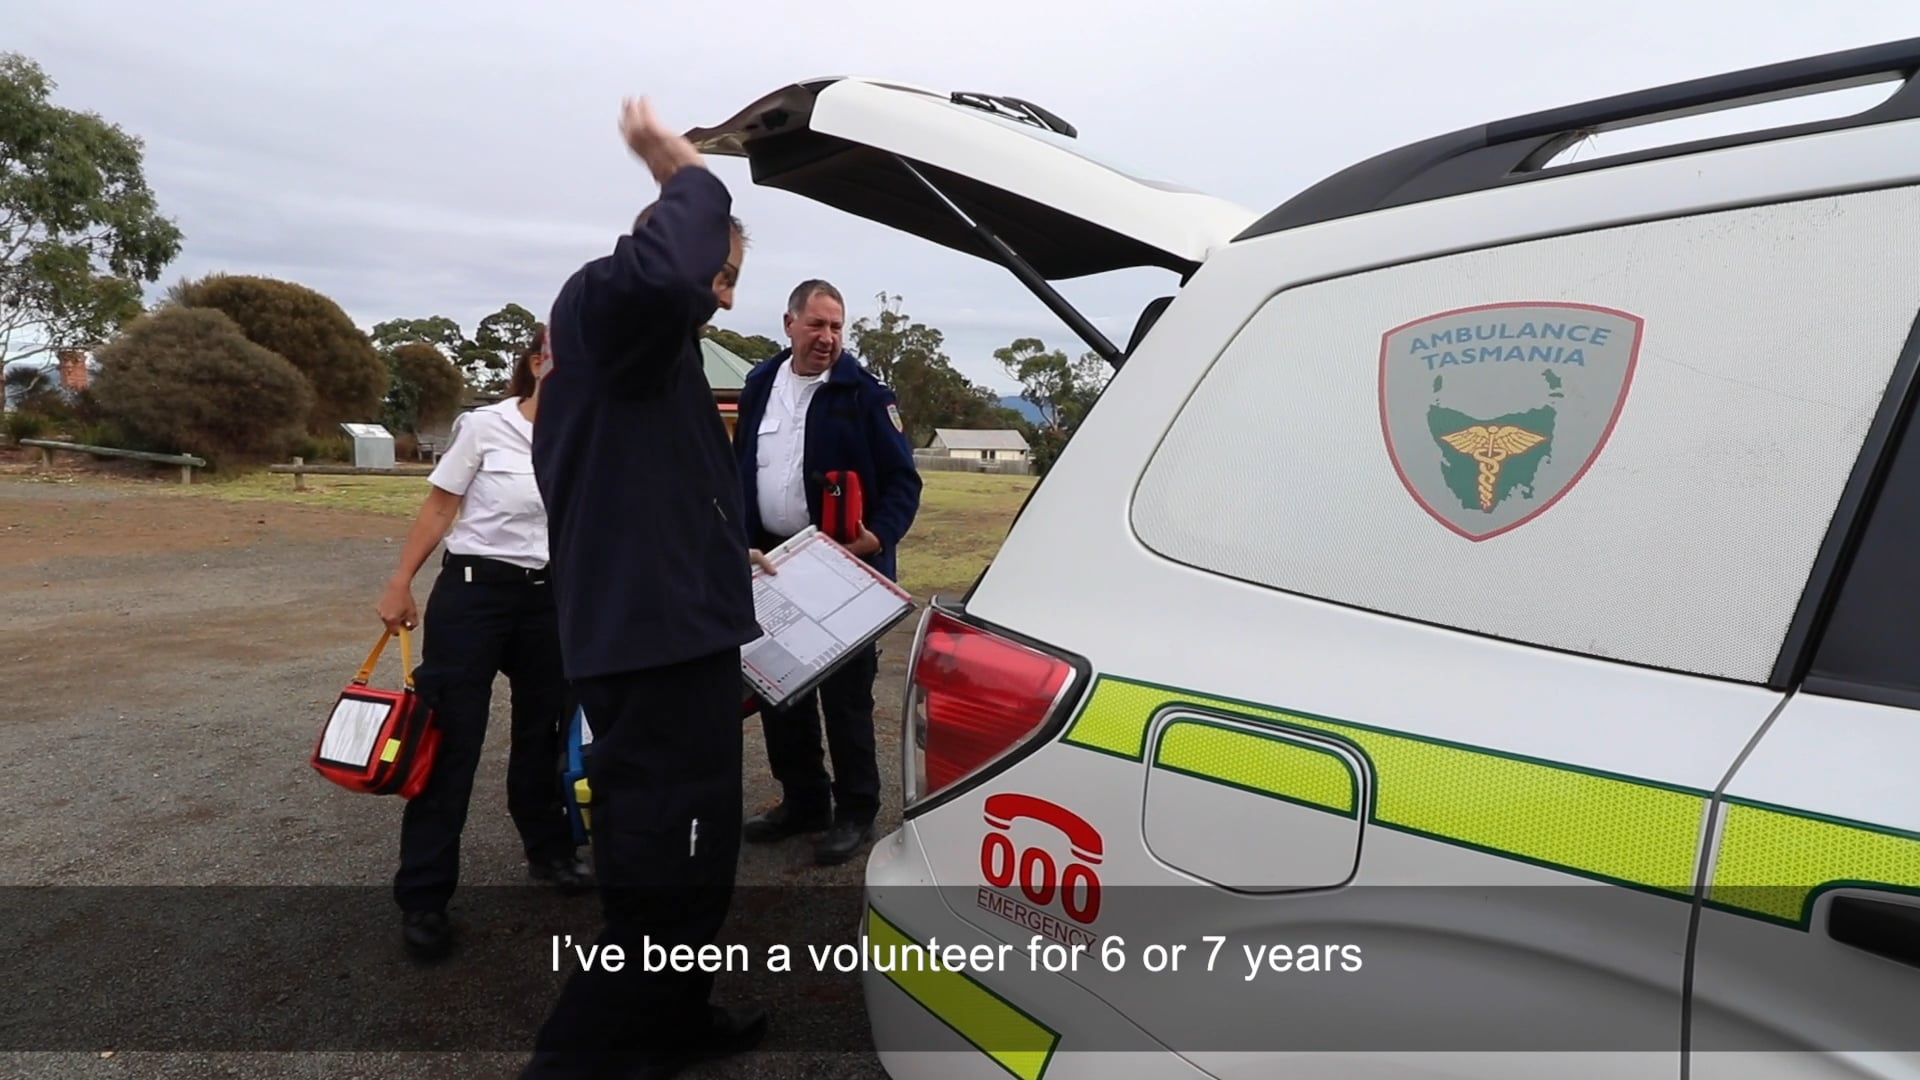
[1062,678,1166,759]
[865,906,1060,1080]
[1059,675,1920,928]
[1153,718,1358,817]
[1064,676,1705,897]
[1708,799,1920,928]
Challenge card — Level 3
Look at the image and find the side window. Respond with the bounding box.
[1804,342,1920,707]
[1130,184,1920,684]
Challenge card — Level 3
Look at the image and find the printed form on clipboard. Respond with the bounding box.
[742,526,915,710]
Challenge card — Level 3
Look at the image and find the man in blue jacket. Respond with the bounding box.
[522,97,772,1080]
[734,278,923,866]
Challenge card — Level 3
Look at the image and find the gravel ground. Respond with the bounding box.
[0,472,916,1080]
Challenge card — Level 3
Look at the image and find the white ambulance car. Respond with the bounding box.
[690,35,1920,1080]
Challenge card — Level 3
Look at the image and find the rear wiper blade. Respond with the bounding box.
[949,92,1079,138]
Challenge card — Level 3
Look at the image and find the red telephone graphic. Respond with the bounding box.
[980,793,1103,924]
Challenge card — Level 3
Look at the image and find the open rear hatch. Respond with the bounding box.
[685,77,1257,365]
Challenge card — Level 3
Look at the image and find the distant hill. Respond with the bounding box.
[996,395,1044,424]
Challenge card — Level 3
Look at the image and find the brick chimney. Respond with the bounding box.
[56,349,88,393]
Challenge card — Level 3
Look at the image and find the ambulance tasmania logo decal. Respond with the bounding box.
[1379,301,1643,541]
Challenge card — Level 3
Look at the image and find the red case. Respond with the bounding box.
[821,469,865,545]
[311,628,440,799]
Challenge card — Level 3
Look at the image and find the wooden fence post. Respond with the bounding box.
[291,457,306,491]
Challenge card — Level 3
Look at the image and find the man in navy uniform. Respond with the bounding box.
[523,97,773,1080]
[734,279,922,866]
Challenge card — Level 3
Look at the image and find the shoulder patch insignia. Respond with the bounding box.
[886,402,903,432]
[1379,301,1643,541]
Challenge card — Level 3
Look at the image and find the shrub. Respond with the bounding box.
[385,343,466,432]
[292,432,353,462]
[65,388,107,426]
[6,410,47,443]
[69,418,162,453]
[89,306,314,466]
[168,272,387,433]
[4,364,72,420]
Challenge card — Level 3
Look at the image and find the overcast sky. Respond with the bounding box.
[12,1,1920,393]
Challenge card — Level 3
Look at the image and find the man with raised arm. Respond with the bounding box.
[521,97,773,1080]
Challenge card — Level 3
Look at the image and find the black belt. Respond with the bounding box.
[443,552,550,585]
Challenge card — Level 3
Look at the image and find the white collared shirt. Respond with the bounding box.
[428,399,548,569]
[755,358,828,537]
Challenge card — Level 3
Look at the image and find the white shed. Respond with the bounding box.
[929,428,1033,464]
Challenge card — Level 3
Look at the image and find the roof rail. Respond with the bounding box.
[1239,35,1920,239]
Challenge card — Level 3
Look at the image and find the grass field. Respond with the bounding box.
[184,468,1038,598]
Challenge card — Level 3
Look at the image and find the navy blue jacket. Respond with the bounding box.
[530,167,762,680]
[734,349,923,582]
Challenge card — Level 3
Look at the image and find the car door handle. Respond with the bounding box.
[1827,894,1920,970]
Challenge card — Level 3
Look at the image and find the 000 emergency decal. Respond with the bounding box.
[977,793,1104,947]
[1379,301,1643,541]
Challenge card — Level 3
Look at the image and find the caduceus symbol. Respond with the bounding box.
[1440,425,1547,511]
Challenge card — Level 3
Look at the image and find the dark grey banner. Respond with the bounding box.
[0,886,1911,1053]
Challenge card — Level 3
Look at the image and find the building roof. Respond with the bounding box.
[701,337,755,389]
[932,427,1032,452]
[452,339,753,418]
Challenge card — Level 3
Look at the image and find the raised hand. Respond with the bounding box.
[618,97,706,186]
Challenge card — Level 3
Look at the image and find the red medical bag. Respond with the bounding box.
[310,627,440,798]
[821,469,865,545]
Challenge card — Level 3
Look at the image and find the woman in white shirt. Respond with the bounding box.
[375,326,588,960]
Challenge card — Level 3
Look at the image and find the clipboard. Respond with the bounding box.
[741,526,915,710]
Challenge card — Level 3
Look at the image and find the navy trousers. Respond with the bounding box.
[393,554,576,914]
[520,645,746,1075]
[752,528,882,825]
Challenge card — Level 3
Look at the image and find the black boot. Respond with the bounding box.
[401,909,452,960]
[813,817,877,866]
[627,1004,770,1080]
[741,801,831,843]
[528,852,596,894]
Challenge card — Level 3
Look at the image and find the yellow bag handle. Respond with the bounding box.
[352,627,415,690]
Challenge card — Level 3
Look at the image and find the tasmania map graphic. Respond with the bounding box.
[1379,302,1643,541]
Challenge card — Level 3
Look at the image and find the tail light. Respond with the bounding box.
[902,606,1079,811]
